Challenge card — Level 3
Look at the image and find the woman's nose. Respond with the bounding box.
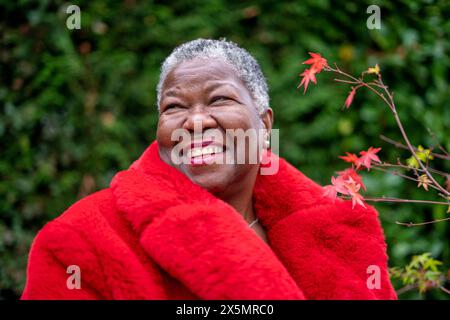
[183,106,218,132]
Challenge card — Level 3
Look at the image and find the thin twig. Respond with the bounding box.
[440,286,450,295]
[397,284,450,295]
[370,166,443,193]
[323,63,450,224]
[377,78,449,196]
[327,65,393,109]
[363,196,450,206]
[396,284,418,295]
[329,65,450,196]
[334,78,358,85]
[373,163,449,179]
[380,135,450,161]
[396,217,450,227]
[427,128,450,157]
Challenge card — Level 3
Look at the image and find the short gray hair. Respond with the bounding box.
[156,38,269,114]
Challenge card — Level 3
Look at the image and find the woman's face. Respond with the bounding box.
[157,58,272,196]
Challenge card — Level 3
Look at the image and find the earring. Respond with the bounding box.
[264,133,270,149]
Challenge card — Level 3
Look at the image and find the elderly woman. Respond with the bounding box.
[22,39,397,300]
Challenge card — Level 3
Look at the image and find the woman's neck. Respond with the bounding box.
[214,172,257,224]
[215,171,268,244]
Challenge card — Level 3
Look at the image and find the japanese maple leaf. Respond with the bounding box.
[349,190,366,209]
[331,175,350,195]
[359,147,382,170]
[339,152,361,168]
[323,171,367,208]
[323,185,338,201]
[343,176,366,209]
[297,68,317,94]
[338,168,366,191]
[303,52,328,73]
[344,87,357,108]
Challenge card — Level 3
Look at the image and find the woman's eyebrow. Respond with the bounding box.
[205,81,240,93]
[163,89,181,98]
[162,81,240,98]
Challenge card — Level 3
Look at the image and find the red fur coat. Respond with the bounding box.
[22,141,397,300]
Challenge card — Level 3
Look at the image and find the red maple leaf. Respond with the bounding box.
[323,170,367,208]
[348,188,366,209]
[323,185,338,201]
[343,176,366,209]
[337,168,366,191]
[297,68,317,94]
[339,152,361,168]
[303,52,328,73]
[344,87,357,108]
[359,147,382,170]
[330,175,350,195]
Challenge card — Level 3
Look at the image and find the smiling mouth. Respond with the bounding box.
[186,143,225,166]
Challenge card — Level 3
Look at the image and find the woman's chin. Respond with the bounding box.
[182,165,231,194]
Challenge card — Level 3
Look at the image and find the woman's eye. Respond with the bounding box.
[164,104,184,112]
[210,96,231,104]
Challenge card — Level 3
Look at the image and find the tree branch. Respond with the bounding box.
[380,135,450,161]
[396,217,450,227]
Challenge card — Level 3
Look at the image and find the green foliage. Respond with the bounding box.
[0,0,449,299]
[406,145,434,169]
[390,253,446,295]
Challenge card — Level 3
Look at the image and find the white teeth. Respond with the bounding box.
[188,146,223,158]
[202,147,213,155]
[191,148,202,157]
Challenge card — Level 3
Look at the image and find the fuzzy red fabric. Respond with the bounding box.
[22,141,397,300]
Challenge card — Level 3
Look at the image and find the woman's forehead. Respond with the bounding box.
[162,58,245,91]
[163,80,241,98]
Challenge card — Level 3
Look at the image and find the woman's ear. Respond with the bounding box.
[260,107,273,133]
[260,108,273,150]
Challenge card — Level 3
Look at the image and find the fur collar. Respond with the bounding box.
[111,141,327,231]
[110,141,330,299]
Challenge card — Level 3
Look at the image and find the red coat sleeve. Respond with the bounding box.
[21,221,102,300]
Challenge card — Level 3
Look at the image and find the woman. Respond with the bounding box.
[22,39,397,300]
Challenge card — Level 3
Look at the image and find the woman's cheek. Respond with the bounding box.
[214,108,257,131]
[157,117,178,147]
